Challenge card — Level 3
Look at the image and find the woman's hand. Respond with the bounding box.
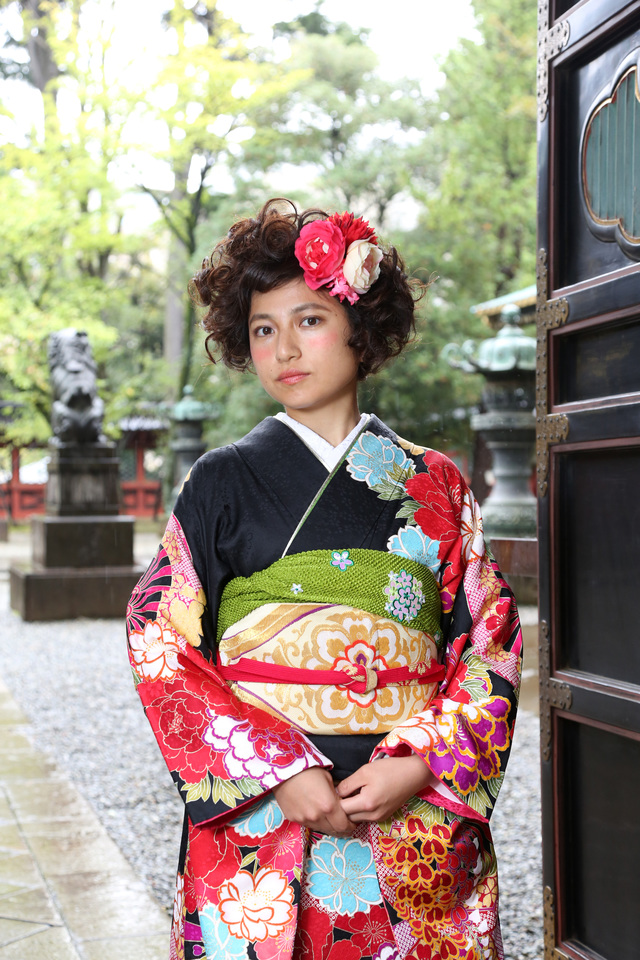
[272,767,356,837]
[336,755,436,822]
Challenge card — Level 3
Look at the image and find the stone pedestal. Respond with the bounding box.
[471,408,537,540]
[10,441,143,621]
[443,302,538,544]
[171,421,206,499]
[46,442,120,516]
[10,560,143,621]
[31,515,135,567]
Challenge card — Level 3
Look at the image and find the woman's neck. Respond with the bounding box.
[283,399,361,447]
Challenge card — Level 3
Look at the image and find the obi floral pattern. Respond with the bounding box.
[384,569,426,623]
[217,603,441,734]
[331,549,354,571]
[128,418,521,960]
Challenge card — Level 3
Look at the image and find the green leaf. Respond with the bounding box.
[395,499,423,521]
[460,676,490,701]
[210,778,244,807]
[180,776,212,804]
[487,771,505,800]
[460,654,494,701]
[130,667,143,688]
[240,851,257,869]
[407,798,447,826]
[388,463,416,484]
[236,777,264,798]
[370,477,407,501]
[461,782,493,818]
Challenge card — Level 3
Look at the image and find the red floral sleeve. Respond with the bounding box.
[373,450,522,823]
[126,510,330,827]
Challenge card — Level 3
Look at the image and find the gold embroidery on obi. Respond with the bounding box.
[218,603,441,734]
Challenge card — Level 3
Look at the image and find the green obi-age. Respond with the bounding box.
[217,548,442,641]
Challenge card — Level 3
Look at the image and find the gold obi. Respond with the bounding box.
[218,602,442,735]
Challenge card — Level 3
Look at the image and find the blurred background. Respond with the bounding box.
[0,0,536,499]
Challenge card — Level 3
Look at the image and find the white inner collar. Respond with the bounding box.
[274,412,369,471]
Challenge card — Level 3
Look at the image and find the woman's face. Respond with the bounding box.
[249,276,360,420]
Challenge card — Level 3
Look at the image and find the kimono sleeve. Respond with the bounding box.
[374,449,523,823]
[125,458,330,828]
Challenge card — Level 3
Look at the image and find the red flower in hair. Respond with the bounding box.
[294,211,381,303]
[328,212,377,246]
[294,221,345,290]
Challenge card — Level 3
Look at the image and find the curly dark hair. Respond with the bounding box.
[190,198,422,380]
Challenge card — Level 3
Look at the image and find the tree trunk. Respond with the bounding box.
[23,0,59,92]
[164,232,187,378]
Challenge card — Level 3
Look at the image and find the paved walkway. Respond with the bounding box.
[0,526,170,959]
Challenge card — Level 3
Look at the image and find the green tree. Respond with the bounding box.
[0,0,135,442]
[134,0,304,398]
[360,0,539,458]
[247,9,433,225]
[410,0,537,306]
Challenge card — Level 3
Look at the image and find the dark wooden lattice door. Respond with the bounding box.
[536,1,640,957]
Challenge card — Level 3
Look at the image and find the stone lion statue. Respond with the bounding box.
[48,329,105,444]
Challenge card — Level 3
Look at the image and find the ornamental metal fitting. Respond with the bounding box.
[536,249,569,497]
[539,620,572,763]
[537,0,570,122]
[544,886,571,959]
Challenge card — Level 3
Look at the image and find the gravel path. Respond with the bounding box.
[0,580,543,958]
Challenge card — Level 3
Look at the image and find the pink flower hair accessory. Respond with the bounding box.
[294,212,383,304]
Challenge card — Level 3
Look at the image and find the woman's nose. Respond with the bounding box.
[275,330,300,361]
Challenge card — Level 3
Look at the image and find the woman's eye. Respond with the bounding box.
[252,325,272,337]
[301,316,321,327]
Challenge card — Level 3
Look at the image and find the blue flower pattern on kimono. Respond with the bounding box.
[229,793,284,839]
[306,836,381,916]
[199,902,250,959]
[346,433,413,486]
[387,524,441,576]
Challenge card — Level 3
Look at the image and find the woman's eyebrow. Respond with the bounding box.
[249,302,331,324]
[290,302,331,314]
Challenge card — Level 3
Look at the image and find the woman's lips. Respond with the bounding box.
[277,371,308,384]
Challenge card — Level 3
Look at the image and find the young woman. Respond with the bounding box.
[126,200,522,960]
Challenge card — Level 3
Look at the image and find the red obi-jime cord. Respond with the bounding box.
[217,659,445,696]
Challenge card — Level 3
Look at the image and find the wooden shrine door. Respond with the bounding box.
[537,0,640,957]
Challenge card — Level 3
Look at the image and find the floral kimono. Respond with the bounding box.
[126,415,522,960]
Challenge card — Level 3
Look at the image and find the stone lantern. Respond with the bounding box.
[442,304,537,540]
[170,385,213,500]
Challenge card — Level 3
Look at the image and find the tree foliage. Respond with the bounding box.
[0,0,156,443]
[0,0,537,465]
[410,0,537,305]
